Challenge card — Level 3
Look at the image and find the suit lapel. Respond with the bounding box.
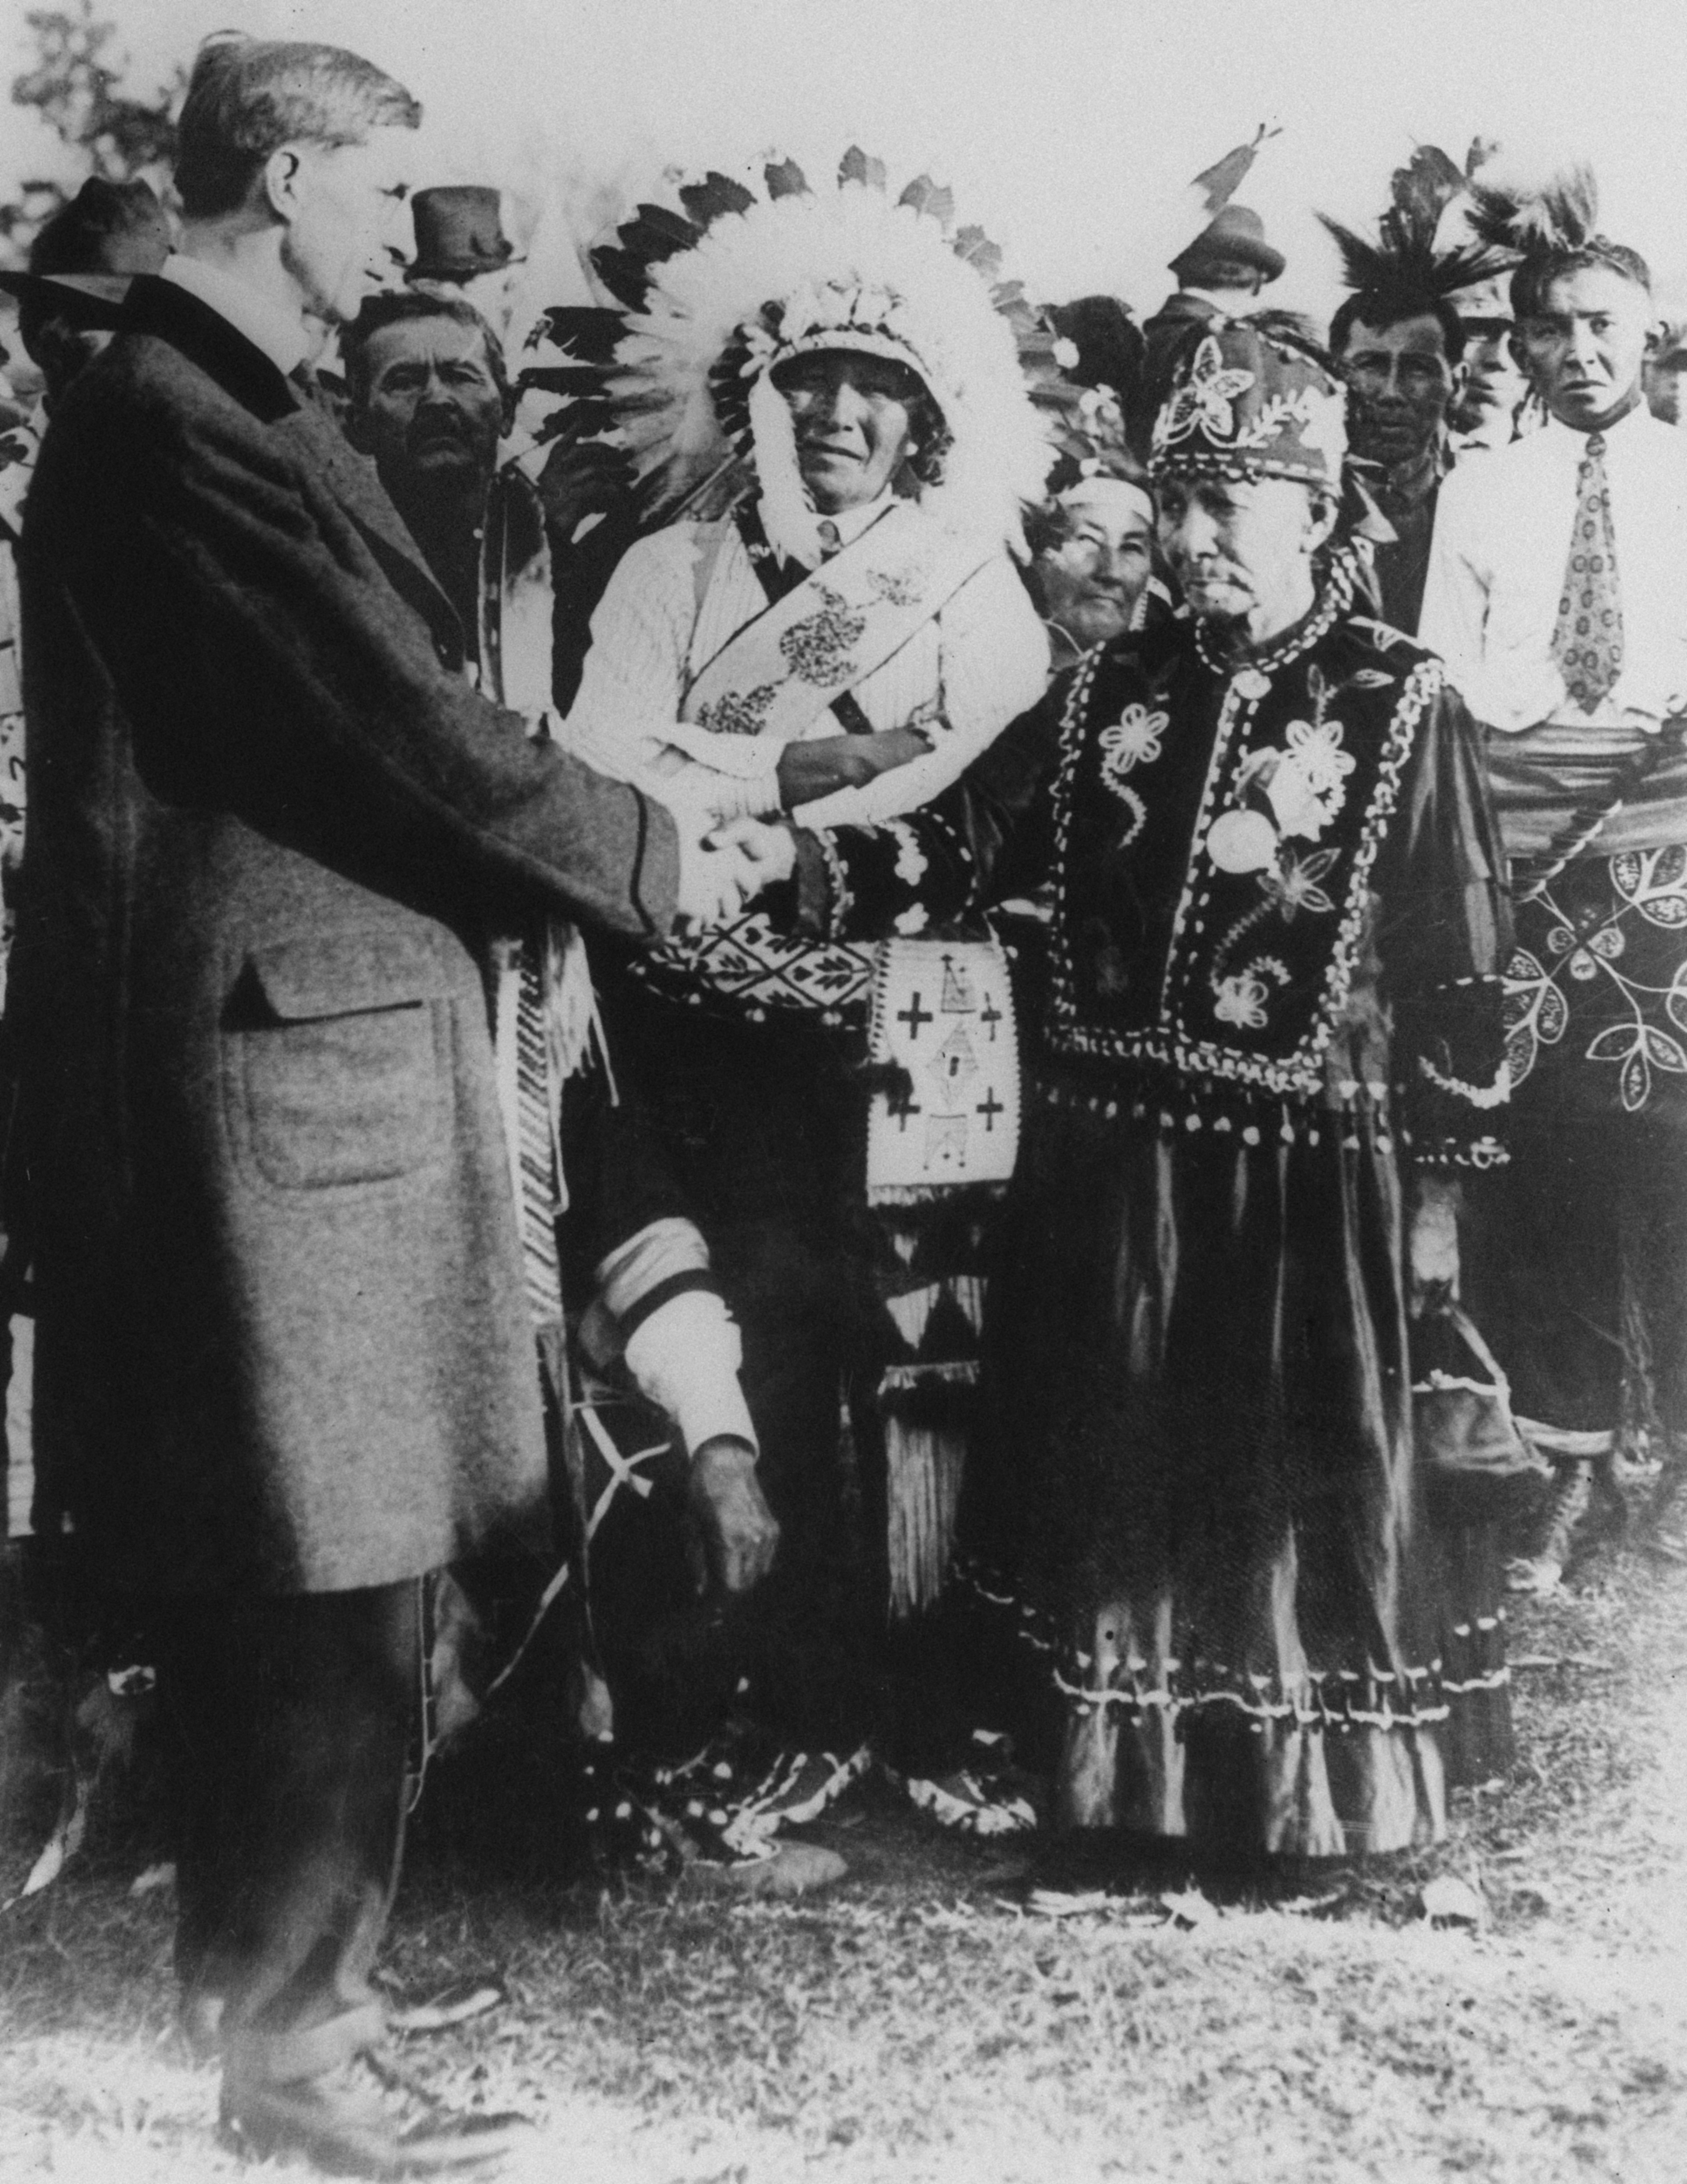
[121,275,464,661]
[275,405,463,652]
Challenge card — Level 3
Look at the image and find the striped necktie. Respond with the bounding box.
[1551,430,1625,712]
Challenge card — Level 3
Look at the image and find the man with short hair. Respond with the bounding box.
[14,33,754,2170]
[1422,174,1687,1590]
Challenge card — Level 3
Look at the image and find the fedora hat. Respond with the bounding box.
[407,186,521,283]
[1169,203,1285,286]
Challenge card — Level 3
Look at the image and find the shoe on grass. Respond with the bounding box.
[220,2048,530,2177]
[727,1743,872,1843]
[900,1729,1042,1837]
[649,1730,869,1858]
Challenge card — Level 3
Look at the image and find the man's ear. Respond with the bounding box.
[1305,492,1339,556]
[261,145,305,226]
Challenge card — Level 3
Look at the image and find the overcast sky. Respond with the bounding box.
[7,0,1687,317]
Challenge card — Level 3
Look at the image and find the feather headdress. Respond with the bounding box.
[525,152,1053,565]
[1319,145,1513,322]
[1465,163,1603,259]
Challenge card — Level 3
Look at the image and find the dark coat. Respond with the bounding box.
[12,274,679,1598]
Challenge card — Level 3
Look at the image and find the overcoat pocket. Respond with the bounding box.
[226,932,456,1189]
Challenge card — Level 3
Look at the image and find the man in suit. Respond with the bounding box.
[14,33,760,2171]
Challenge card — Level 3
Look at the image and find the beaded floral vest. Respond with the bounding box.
[1046,580,1443,1100]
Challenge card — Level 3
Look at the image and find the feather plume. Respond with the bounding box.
[1388,145,1466,239]
[1320,142,1514,318]
[1466,164,1600,258]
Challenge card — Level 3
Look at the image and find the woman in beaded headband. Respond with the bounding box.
[1149,314,1361,662]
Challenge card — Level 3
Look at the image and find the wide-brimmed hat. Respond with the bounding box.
[1151,317,1347,489]
[407,187,521,283]
[0,269,134,326]
[0,174,169,333]
[1169,204,1285,286]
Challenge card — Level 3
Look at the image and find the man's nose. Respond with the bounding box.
[818,378,867,430]
[1166,509,1216,560]
[1567,322,1600,366]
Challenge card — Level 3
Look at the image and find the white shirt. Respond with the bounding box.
[561,511,1049,827]
[1420,403,1687,734]
[160,253,311,380]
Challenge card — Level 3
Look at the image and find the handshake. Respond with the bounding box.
[673,815,800,931]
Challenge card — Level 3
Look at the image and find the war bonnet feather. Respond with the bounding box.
[536,151,1053,566]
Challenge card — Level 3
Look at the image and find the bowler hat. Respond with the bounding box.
[1169,204,1285,286]
[407,186,521,283]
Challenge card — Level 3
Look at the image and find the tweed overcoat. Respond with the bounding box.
[11,274,679,1598]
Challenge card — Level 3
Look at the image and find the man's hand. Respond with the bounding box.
[777,727,933,808]
[673,817,799,930]
[708,815,799,887]
[688,1436,780,1596]
[1408,1174,1463,1314]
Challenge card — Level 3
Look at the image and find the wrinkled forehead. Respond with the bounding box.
[1061,480,1154,544]
[1529,262,1652,325]
[1155,470,1313,520]
[363,311,497,384]
[1342,312,1451,363]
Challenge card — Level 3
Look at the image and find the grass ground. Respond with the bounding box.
[3,1508,1686,2184]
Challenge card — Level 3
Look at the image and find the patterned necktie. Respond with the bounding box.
[1552,430,1625,712]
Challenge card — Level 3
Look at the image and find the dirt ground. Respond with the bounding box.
[4,1504,1687,2184]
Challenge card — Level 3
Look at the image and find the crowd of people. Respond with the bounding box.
[1,29,1685,2177]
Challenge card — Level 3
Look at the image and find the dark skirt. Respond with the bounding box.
[1464,851,1687,1443]
[965,1074,1503,1860]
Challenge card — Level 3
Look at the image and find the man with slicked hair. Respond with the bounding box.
[14,31,758,2170]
